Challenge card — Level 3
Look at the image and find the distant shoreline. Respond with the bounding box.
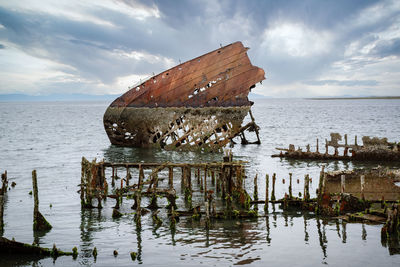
[307,96,400,100]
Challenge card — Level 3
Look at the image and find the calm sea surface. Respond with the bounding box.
[0,98,399,266]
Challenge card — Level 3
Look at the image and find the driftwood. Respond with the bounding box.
[0,237,73,258]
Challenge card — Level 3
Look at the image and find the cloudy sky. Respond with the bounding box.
[0,0,399,97]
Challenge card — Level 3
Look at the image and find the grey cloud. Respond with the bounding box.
[371,38,400,57]
[0,44,5,49]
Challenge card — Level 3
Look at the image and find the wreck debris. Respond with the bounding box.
[0,237,73,258]
[323,167,400,201]
[273,133,400,161]
[32,170,52,231]
[80,156,252,219]
[104,41,265,152]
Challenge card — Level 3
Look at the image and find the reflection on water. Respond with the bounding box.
[74,204,399,266]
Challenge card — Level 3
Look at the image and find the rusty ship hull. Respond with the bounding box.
[103,41,265,151]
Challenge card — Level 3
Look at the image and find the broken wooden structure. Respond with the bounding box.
[80,156,255,220]
[103,41,264,152]
[273,133,400,161]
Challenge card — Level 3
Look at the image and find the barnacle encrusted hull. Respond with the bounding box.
[104,41,265,151]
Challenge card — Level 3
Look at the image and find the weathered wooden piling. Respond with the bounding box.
[318,165,325,200]
[197,169,201,185]
[0,195,3,235]
[271,173,276,201]
[341,174,345,194]
[111,167,115,187]
[288,173,293,199]
[1,171,8,235]
[264,174,269,212]
[316,138,319,153]
[80,161,85,207]
[126,166,130,187]
[211,170,215,186]
[303,174,310,201]
[216,172,221,193]
[168,167,173,189]
[205,201,210,229]
[360,175,365,200]
[325,139,328,154]
[253,174,258,202]
[32,170,52,231]
[204,167,208,201]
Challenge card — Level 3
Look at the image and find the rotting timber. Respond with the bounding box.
[103,42,265,151]
[273,133,400,161]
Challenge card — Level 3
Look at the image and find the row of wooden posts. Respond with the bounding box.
[80,157,252,222]
[80,157,333,221]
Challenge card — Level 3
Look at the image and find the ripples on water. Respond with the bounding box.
[0,99,399,266]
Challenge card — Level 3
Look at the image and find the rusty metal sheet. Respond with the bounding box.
[110,41,265,108]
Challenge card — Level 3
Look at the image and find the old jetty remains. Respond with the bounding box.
[103,41,265,152]
[273,133,400,161]
[80,155,256,220]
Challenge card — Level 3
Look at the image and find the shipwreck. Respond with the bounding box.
[103,42,265,151]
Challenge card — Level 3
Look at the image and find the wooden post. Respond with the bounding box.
[138,165,144,189]
[111,166,115,187]
[32,170,52,231]
[325,139,328,154]
[200,169,204,192]
[322,173,327,194]
[168,167,173,189]
[0,194,3,234]
[360,175,365,200]
[136,191,141,218]
[221,168,226,199]
[264,174,269,212]
[0,171,5,233]
[355,135,358,147]
[32,170,39,220]
[197,169,200,185]
[318,165,325,199]
[271,173,276,201]
[205,201,210,229]
[204,167,207,201]
[211,170,215,186]
[341,174,345,194]
[304,174,310,201]
[181,167,186,190]
[316,138,319,153]
[288,173,293,199]
[126,166,130,187]
[80,159,85,207]
[187,167,192,192]
[253,174,258,202]
[216,172,220,193]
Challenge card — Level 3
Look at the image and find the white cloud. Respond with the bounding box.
[261,22,333,57]
[110,49,175,67]
[0,43,78,94]
[0,0,160,27]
